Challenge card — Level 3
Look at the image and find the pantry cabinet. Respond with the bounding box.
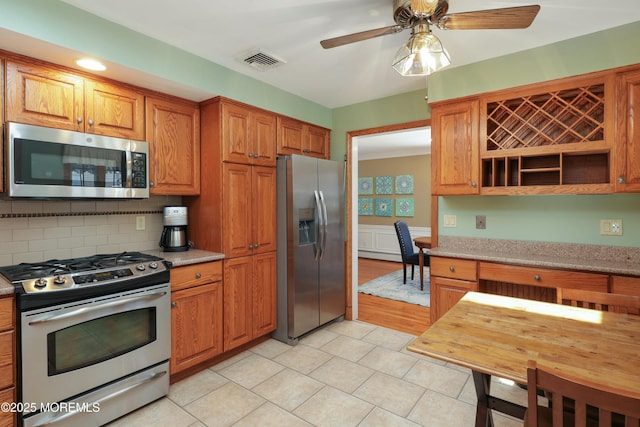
[5,60,145,139]
[223,252,277,351]
[276,116,330,159]
[170,262,223,375]
[146,96,201,195]
[0,296,15,427]
[220,99,277,166]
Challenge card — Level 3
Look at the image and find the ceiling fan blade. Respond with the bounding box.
[438,5,540,30]
[320,25,403,49]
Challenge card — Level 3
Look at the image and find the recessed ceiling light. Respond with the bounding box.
[76,58,106,71]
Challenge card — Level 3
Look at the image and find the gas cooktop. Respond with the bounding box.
[0,251,168,294]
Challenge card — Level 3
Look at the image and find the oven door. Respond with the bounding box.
[19,283,170,407]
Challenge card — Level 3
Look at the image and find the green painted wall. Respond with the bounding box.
[0,0,332,127]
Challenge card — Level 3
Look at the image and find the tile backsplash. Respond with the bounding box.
[0,195,181,265]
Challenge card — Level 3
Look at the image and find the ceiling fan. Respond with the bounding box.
[320,0,540,76]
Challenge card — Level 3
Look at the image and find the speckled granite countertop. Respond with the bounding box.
[0,249,225,296]
[431,237,640,277]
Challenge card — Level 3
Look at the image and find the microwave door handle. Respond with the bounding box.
[27,291,168,325]
[125,149,132,188]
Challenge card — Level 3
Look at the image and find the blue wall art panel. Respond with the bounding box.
[395,175,414,194]
[358,197,373,216]
[375,176,393,194]
[358,177,373,195]
[396,198,414,217]
[375,198,393,217]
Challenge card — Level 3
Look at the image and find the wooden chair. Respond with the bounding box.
[526,360,640,427]
[557,288,640,315]
[393,220,424,284]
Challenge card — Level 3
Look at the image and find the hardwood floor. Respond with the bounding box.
[357,258,430,336]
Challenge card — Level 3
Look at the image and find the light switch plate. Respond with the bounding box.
[443,215,457,228]
[136,216,146,231]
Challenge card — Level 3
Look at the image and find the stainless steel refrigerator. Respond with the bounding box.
[273,155,345,345]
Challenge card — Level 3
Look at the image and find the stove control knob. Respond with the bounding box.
[53,275,66,285]
[136,264,146,271]
[149,262,159,270]
[34,278,48,289]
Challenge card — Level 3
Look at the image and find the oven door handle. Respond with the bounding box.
[33,369,168,426]
[27,291,168,325]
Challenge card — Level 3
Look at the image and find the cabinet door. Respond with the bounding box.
[277,116,304,155]
[431,276,477,323]
[615,70,640,192]
[223,257,253,351]
[84,80,145,139]
[146,97,201,195]
[170,282,223,375]
[431,100,480,195]
[0,387,15,427]
[221,102,251,164]
[5,60,83,131]
[252,167,277,254]
[305,124,330,159]
[0,331,14,390]
[252,252,277,337]
[223,163,253,258]
[251,111,277,166]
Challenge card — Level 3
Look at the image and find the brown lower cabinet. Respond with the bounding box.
[170,262,223,375]
[0,296,15,427]
[429,257,478,323]
[223,252,277,352]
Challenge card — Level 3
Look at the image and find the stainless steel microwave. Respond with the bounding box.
[5,122,149,199]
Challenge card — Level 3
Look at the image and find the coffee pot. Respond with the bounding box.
[159,206,189,252]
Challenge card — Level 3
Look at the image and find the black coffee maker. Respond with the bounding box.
[159,206,189,252]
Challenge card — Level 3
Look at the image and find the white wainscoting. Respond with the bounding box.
[358,224,431,262]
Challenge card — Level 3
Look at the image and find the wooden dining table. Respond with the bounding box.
[412,236,431,291]
[407,291,640,427]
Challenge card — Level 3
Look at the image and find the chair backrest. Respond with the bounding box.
[526,360,640,427]
[393,221,415,260]
[557,288,640,315]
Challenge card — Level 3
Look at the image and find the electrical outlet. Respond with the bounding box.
[443,215,457,228]
[476,215,486,229]
[136,216,146,231]
[600,219,622,236]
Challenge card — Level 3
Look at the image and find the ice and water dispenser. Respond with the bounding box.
[298,208,316,245]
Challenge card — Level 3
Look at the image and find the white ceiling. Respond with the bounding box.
[357,127,431,160]
[57,0,640,109]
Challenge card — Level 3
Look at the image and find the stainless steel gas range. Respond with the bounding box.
[0,252,171,427]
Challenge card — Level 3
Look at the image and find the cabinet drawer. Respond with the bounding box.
[171,261,222,291]
[611,276,640,296]
[0,331,14,390]
[0,297,14,331]
[430,257,477,281]
[479,262,608,291]
[0,387,15,427]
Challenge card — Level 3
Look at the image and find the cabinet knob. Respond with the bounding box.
[150,181,155,187]
[171,301,177,308]
[77,117,83,124]
[449,266,455,272]
[471,181,477,188]
[254,243,259,249]
[88,119,94,126]
[618,176,625,184]
[534,275,541,281]
[249,244,254,249]
[195,273,201,279]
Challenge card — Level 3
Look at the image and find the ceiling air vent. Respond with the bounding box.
[241,49,285,71]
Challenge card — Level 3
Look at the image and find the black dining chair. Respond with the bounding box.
[393,221,421,284]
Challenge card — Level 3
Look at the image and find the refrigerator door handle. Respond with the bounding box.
[319,190,328,260]
[313,190,323,261]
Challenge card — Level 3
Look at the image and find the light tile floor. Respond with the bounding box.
[108,321,526,427]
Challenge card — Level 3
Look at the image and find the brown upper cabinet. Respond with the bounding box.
[276,116,330,159]
[5,60,145,140]
[431,65,640,196]
[221,99,277,167]
[431,99,480,195]
[146,96,200,195]
[615,69,640,192]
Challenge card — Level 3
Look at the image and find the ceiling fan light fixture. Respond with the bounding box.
[392,25,450,76]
